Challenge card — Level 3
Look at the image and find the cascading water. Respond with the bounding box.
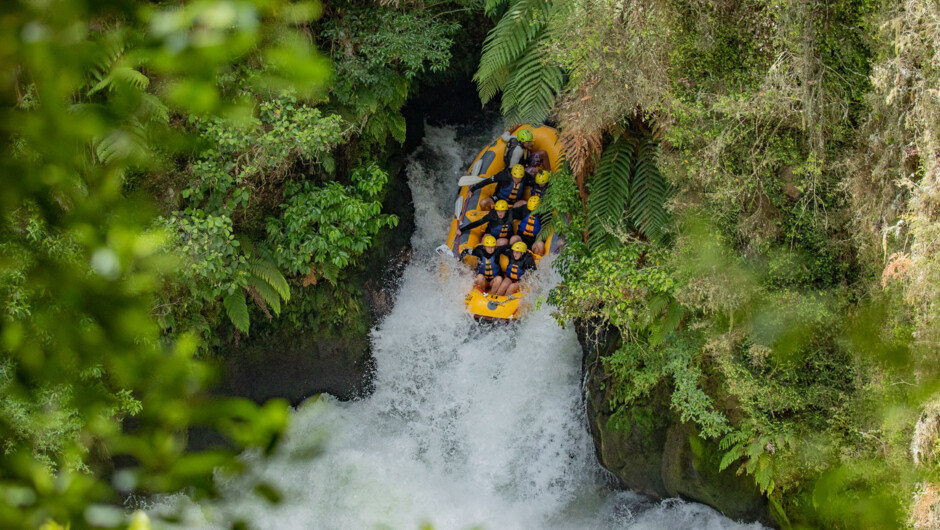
[158,121,767,530]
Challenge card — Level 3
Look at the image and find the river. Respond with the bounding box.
[155,121,767,530]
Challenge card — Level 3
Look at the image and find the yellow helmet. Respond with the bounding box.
[494,200,509,211]
[482,235,497,247]
[527,195,540,211]
[516,129,533,143]
[511,164,525,180]
[512,241,528,253]
[536,170,550,185]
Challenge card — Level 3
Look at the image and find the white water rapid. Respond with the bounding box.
[158,122,767,530]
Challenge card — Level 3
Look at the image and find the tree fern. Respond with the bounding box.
[587,136,636,249]
[630,136,670,243]
[248,256,291,301]
[249,275,282,316]
[223,290,250,334]
[501,35,564,124]
[474,0,552,105]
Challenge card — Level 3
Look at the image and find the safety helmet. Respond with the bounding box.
[482,235,497,247]
[511,164,525,180]
[516,129,533,143]
[494,200,509,211]
[527,195,540,211]
[512,241,528,253]
[536,170,550,185]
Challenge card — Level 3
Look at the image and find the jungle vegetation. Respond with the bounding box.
[2,0,939,528]
[0,0,476,527]
[472,0,939,526]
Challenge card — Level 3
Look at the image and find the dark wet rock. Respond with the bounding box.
[577,319,776,527]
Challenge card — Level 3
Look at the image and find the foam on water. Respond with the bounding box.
[155,122,767,530]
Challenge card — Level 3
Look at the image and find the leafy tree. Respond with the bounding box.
[0,0,330,527]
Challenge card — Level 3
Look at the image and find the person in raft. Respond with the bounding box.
[459,234,503,294]
[456,199,515,246]
[509,195,546,256]
[472,163,532,211]
[502,128,551,176]
[502,128,535,169]
[492,241,537,296]
[530,170,551,200]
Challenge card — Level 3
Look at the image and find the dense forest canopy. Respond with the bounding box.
[1,0,939,528]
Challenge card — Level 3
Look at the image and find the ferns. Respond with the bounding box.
[81,38,168,167]
[224,242,293,334]
[474,0,562,124]
[587,137,636,249]
[248,256,291,301]
[630,137,670,243]
[223,290,250,334]
[501,35,565,123]
[585,129,671,249]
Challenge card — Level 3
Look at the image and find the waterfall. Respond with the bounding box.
[155,121,766,530]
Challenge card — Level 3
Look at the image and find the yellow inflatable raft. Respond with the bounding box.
[441,124,565,321]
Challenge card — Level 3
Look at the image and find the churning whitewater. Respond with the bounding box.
[158,122,766,530]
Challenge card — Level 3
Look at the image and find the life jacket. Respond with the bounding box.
[496,179,524,202]
[502,137,526,167]
[531,183,547,198]
[506,262,526,282]
[488,214,513,238]
[476,252,499,279]
[519,215,541,239]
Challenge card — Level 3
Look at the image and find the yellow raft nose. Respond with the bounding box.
[464,289,521,321]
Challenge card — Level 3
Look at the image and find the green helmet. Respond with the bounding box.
[516,129,533,143]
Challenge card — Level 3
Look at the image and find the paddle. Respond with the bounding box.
[457,174,489,187]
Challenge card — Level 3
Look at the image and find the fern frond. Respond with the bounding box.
[719,429,751,451]
[484,0,510,16]
[719,442,747,472]
[223,290,250,334]
[95,123,149,165]
[560,128,603,182]
[501,37,564,124]
[248,257,291,301]
[140,93,169,125]
[249,276,282,316]
[631,136,670,243]
[587,136,636,249]
[474,0,552,104]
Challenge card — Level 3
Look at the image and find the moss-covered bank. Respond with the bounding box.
[578,321,776,527]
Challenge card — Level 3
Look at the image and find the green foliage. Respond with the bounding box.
[474,0,563,123]
[162,93,352,339]
[0,0,329,526]
[320,5,460,145]
[587,136,635,249]
[630,137,669,243]
[532,0,936,523]
[266,164,398,284]
[585,129,670,249]
[223,290,251,334]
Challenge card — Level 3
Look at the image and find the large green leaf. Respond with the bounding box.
[631,137,670,243]
[587,136,636,249]
[248,257,291,301]
[474,0,552,104]
[223,290,250,334]
[249,275,283,316]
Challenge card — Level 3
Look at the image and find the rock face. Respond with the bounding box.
[578,321,777,527]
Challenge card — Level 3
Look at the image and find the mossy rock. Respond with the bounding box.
[578,319,775,526]
[662,422,774,526]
